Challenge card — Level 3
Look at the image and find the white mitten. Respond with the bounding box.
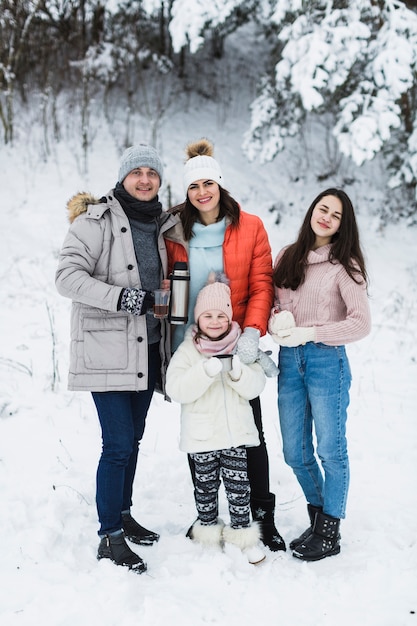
[229,354,242,381]
[276,327,316,347]
[268,310,296,335]
[203,357,223,377]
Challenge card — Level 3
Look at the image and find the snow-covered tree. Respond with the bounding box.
[168,0,256,55]
[0,0,44,142]
[242,0,417,219]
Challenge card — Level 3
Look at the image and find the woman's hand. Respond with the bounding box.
[273,327,316,347]
[268,310,296,335]
[237,327,260,363]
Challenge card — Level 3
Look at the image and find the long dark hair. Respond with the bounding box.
[273,188,368,290]
[169,186,240,241]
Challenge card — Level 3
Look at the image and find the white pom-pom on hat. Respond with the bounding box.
[183,138,223,193]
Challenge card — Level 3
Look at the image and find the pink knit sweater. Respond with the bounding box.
[273,244,371,346]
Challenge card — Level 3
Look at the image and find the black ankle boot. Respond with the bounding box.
[185,522,195,539]
[292,511,341,561]
[122,512,160,545]
[250,493,286,552]
[289,503,322,550]
[97,533,147,573]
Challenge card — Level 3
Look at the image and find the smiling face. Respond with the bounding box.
[123,167,161,201]
[310,194,343,247]
[187,179,221,225]
[198,309,230,339]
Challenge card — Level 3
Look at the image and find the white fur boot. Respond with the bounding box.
[190,519,225,547]
[222,522,266,565]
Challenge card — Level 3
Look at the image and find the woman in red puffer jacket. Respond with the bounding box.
[164,138,286,552]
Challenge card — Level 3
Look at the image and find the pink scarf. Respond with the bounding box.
[192,321,241,356]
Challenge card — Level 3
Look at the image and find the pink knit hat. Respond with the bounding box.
[194,277,233,324]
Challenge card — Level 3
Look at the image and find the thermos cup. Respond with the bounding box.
[168,262,190,325]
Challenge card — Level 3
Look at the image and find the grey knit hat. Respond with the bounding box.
[118,144,163,184]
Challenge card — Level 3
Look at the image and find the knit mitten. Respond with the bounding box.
[237,327,260,364]
[119,288,154,316]
[256,350,279,377]
[203,357,223,377]
[276,327,316,347]
[228,354,242,381]
[268,310,295,335]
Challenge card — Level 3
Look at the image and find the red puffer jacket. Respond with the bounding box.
[164,211,274,336]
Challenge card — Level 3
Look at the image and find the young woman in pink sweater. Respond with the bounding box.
[268,188,371,562]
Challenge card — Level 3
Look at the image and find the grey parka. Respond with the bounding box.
[55,190,178,392]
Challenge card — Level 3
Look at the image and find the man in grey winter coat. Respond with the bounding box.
[56,144,177,573]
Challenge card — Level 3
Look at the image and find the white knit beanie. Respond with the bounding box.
[118,144,163,184]
[183,138,223,193]
[194,277,233,324]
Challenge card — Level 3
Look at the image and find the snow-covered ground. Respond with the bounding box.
[1,59,417,624]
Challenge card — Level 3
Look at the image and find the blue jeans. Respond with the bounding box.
[278,343,352,519]
[92,343,160,536]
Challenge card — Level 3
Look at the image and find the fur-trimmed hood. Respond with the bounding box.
[56,188,177,393]
[66,192,101,223]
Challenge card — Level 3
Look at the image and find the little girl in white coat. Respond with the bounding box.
[166,275,266,564]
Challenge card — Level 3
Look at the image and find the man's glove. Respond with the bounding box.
[268,310,296,335]
[237,327,260,364]
[256,350,279,378]
[275,327,316,347]
[119,288,154,316]
[229,354,242,381]
[203,357,223,377]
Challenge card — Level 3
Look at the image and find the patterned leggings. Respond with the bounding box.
[189,447,250,528]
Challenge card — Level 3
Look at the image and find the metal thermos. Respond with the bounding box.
[168,262,190,325]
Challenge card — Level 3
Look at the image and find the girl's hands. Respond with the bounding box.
[229,354,242,381]
[203,357,223,377]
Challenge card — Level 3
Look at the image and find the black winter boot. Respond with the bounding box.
[250,493,286,552]
[289,503,322,550]
[185,521,195,539]
[122,512,160,545]
[97,533,147,573]
[292,511,341,561]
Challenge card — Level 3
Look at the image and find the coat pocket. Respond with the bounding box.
[82,315,128,370]
[188,413,214,441]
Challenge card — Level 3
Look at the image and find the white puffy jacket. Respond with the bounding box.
[165,329,265,453]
